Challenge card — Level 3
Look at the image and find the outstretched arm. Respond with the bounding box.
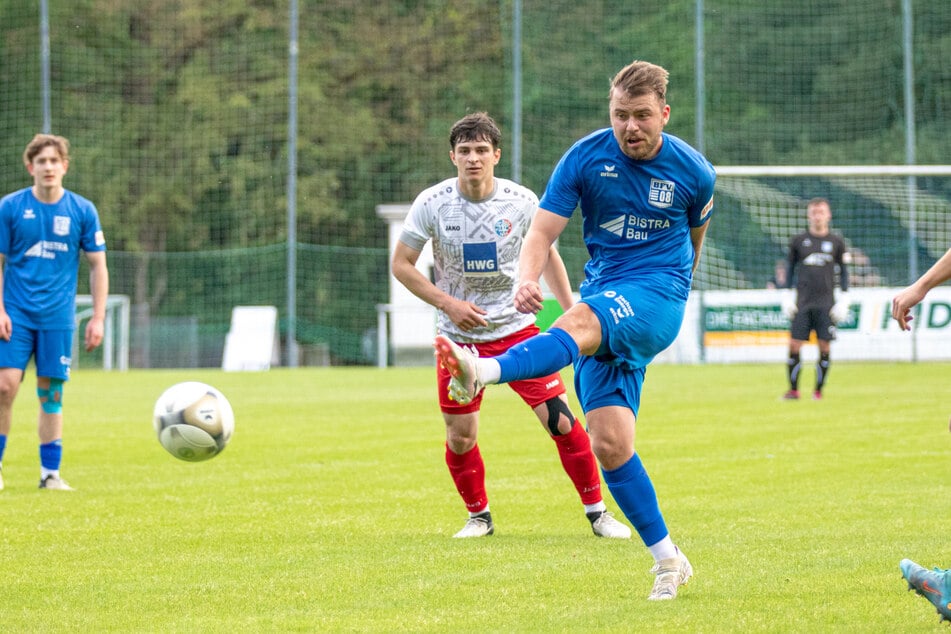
[892,248,951,331]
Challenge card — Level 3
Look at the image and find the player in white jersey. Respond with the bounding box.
[434,62,716,600]
[392,112,630,539]
[0,134,109,491]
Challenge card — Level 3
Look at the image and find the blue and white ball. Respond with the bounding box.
[153,382,235,462]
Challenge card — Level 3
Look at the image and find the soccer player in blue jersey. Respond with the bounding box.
[394,112,630,540]
[0,134,109,491]
[434,60,715,600]
[892,248,951,622]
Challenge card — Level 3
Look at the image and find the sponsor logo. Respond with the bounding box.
[600,216,626,237]
[95,231,105,246]
[700,196,714,220]
[23,209,35,219]
[462,242,499,276]
[444,224,461,232]
[545,379,561,390]
[600,164,619,178]
[803,252,832,267]
[608,293,634,324]
[599,215,670,240]
[24,240,68,259]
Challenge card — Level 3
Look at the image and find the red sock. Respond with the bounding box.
[552,421,602,505]
[446,443,488,513]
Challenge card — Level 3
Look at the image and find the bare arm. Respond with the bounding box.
[690,220,712,275]
[892,247,951,331]
[0,254,8,341]
[391,240,487,332]
[84,250,109,351]
[540,245,574,312]
[515,208,570,314]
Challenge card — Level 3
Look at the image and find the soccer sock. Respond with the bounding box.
[787,352,801,390]
[39,439,63,477]
[445,443,488,514]
[647,536,678,562]
[0,434,7,463]
[551,420,602,505]
[602,453,669,548]
[496,328,579,384]
[815,352,830,391]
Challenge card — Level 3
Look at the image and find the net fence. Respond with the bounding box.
[0,0,948,366]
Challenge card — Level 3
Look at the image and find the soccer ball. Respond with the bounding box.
[153,381,235,462]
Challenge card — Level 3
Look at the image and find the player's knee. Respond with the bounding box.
[544,396,575,436]
[38,378,64,414]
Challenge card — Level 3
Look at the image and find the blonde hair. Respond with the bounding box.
[610,60,669,103]
[23,133,70,166]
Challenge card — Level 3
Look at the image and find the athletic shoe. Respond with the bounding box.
[900,558,951,621]
[433,335,483,405]
[588,511,632,539]
[812,390,822,400]
[39,475,74,491]
[648,549,693,600]
[783,389,800,400]
[453,512,494,538]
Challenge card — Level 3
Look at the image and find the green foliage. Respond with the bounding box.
[1,362,948,631]
[2,1,950,365]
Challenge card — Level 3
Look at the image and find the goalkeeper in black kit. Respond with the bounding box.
[780,197,849,400]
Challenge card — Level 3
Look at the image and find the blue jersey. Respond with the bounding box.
[540,129,715,296]
[0,187,106,329]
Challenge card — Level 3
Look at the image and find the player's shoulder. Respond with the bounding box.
[662,134,715,175]
[494,178,538,205]
[0,187,32,208]
[62,188,94,204]
[55,189,98,216]
[789,230,809,245]
[413,177,458,203]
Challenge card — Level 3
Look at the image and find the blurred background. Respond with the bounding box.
[1,0,948,367]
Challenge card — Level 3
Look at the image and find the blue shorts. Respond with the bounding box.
[574,281,687,414]
[574,354,646,414]
[0,326,73,380]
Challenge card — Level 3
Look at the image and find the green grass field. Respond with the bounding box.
[2,362,949,632]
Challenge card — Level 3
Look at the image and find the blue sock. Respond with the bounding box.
[602,453,669,547]
[39,440,63,471]
[496,327,579,383]
[0,434,6,463]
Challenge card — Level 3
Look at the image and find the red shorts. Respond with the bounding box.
[436,324,567,414]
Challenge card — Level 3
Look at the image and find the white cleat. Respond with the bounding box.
[589,511,632,539]
[452,512,494,538]
[648,549,693,600]
[433,335,483,405]
[39,475,75,491]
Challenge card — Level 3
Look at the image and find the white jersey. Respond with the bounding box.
[399,177,538,343]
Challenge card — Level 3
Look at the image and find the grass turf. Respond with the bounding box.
[1,362,948,632]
